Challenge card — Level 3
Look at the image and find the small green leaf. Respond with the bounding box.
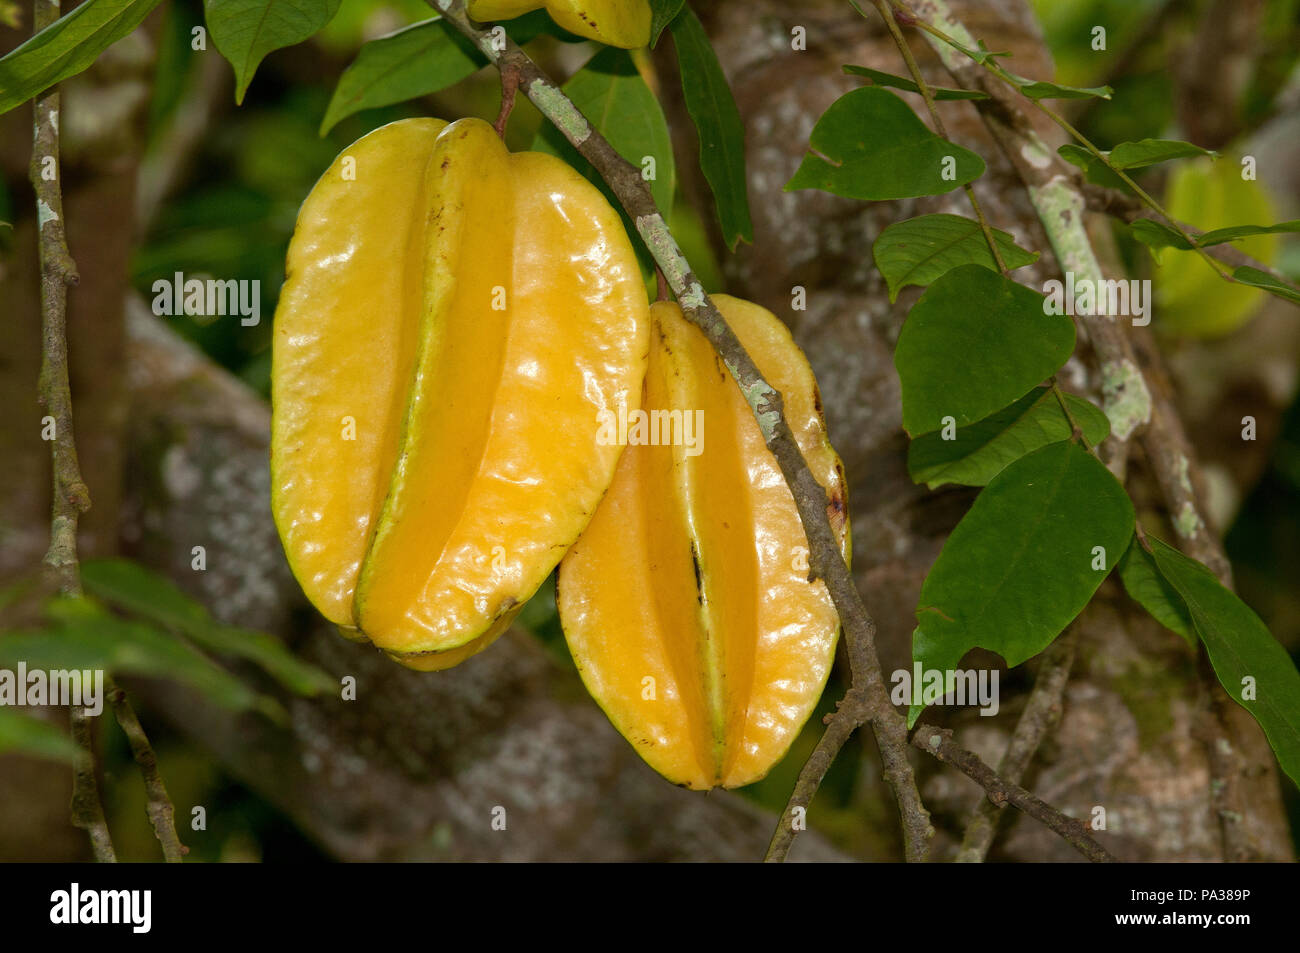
[670,6,752,248]
[534,47,675,224]
[82,559,333,697]
[1057,143,1129,190]
[1117,536,1194,644]
[947,39,1011,66]
[842,65,988,100]
[1005,73,1112,101]
[0,0,163,116]
[1232,266,1300,305]
[1108,138,1215,170]
[909,441,1134,726]
[894,265,1074,436]
[320,18,483,135]
[788,87,985,201]
[1149,536,1300,786]
[1130,219,1300,253]
[648,0,684,46]
[204,0,342,104]
[908,387,1109,489]
[873,213,1038,302]
[0,708,78,762]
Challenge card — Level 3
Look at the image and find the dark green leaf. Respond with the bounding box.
[908,387,1109,488]
[204,0,342,104]
[842,65,988,100]
[894,265,1074,436]
[320,18,483,135]
[910,441,1134,726]
[1108,138,1215,169]
[533,47,675,223]
[82,559,333,696]
[0,0,163,116]
[1149,536,1300,785]
[1232,266,1300,305]
[0,708,77,762]
[1117,536,1194,644]
[648,0,684,46]
[670,5,752,248]
[1005,73,1112,101]
[788,87,985,201]
[873,213,1038,302]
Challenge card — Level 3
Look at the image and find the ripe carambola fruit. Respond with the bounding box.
[271,117,649,670]
[557,296,850,789]
[466,0,651,49]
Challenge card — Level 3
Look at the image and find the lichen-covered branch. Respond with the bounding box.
[427,0,932,862]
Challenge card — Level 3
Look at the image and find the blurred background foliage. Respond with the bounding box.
[11,0,1295,859]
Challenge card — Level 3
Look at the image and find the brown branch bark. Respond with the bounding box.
[914,724,1116,862]
[109,685,186,862]
[429,0,932,862]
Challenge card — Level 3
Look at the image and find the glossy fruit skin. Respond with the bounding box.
[466,0,651,49]
[557,296,850,789]
[272,118,648,670]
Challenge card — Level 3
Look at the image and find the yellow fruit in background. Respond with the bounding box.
[466,0,652,49]
[271,118,649,670]
[1155,157,1281,338]
[557,296,850,789]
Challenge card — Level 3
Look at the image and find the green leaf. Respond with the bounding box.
[0,603,281,719]
[648,0,684,46]
[320,18,483,135]
[533,47,675,224]
[1130,218,1300,253]
[789,87,984,201]
[947,39,1011,66]
[910,441,1134,726]
[0,708,78,762]
[0,0,163,116]
[670,5,752,248]
[842,65,988,100]
[204,0,342,104]
[873,213,1038,302]
[1004,73,1112,101]
[894,264,1074,436]
[1057,143,1129,190]
[1149,536,1300,786]
[1117,536,1194,644]
[1232,266,1300,305]
[1108,138,1215,170]
[908,387,1110,489]
[82,559,333,697]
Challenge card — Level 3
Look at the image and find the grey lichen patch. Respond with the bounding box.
[1173,453,1194,496]
[678,282,706,311]
[37,199,58,228]
[1027,175,1100,277]
[1174,501,1204,540]
[529,83,590,146]
[737,378,781,442]
[636,213,691,291]
[1100,359,1152,440]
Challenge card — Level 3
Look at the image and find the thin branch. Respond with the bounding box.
[493,59,521,139]
[110,686,187,862]
[428,0,932,862]
[914,724,1116,862]
[905,0,1256,863]
[29,0,117,863]
[956,630,1077,862]
[865,0,1007,274]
